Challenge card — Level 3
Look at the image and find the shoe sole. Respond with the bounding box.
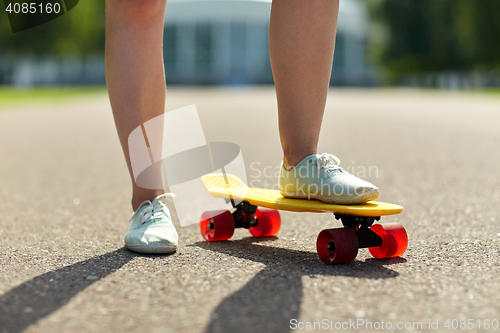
[126,244,177,254]
[281,189,380,205]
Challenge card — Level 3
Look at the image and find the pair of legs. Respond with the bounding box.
[105,0,339,211]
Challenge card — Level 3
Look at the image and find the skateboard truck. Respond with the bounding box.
[206,201,258,230]
[227,200,259,229]
[334,214,383,248]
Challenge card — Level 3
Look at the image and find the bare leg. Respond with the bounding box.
[105,0,167,211]
[270,0,340,169]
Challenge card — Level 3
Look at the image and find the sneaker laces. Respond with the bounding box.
[315,153,342,173]
[133,193,176,224]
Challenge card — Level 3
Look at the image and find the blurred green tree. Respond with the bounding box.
[370,0,500,82]
[0,0,105,57]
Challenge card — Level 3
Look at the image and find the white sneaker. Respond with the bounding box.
[124,193,178,254]
[279,153,379,204]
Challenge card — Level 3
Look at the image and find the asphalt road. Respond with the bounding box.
[1,88,499,333]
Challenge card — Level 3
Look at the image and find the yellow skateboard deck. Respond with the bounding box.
[201,174,403,217]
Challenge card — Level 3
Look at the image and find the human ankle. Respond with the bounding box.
[131,190,164,211]
[283,152,317,170]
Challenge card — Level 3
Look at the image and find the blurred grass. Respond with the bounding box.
[416,87,500,94]
[0,86,107,107]
[0,86,497,109]
[472,88,500,95]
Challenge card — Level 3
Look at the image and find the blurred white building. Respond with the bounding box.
[163,0,372,85]
[4,0,371,86]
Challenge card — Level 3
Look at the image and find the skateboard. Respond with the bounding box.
[199,174,407,264]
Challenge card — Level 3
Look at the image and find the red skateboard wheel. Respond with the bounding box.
[368,223,408,259]
[249,208,281,237]
[316,227,359,264]
[200,210,235,241]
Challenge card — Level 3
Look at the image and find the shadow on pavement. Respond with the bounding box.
[0,248,136,333]
[194,237,404,333]
[364,257,408,265]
